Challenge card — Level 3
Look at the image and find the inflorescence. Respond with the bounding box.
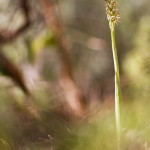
[105,0,120,28]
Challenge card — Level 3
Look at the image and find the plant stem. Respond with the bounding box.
[110,23,122,150]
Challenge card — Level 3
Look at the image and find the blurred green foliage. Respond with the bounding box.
[25,30,56,63]
[124,17,150,99]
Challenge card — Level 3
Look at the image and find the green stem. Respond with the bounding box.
[110,23,123,150]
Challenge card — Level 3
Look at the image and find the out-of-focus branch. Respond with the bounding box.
[0,0,30,44]
[0,50,29,94]
[0,0,31,94]
[39,0,86,119]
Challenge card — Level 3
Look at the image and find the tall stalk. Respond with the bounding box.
[104,0,122,149]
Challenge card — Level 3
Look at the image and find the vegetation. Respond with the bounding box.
[0,0,150,150]
[105,0,122,149]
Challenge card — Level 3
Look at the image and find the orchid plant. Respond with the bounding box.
[104,0,122,149]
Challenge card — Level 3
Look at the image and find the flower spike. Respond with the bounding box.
[105,0,120,29]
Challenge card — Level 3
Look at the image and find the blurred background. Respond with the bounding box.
[0,0,150,149]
